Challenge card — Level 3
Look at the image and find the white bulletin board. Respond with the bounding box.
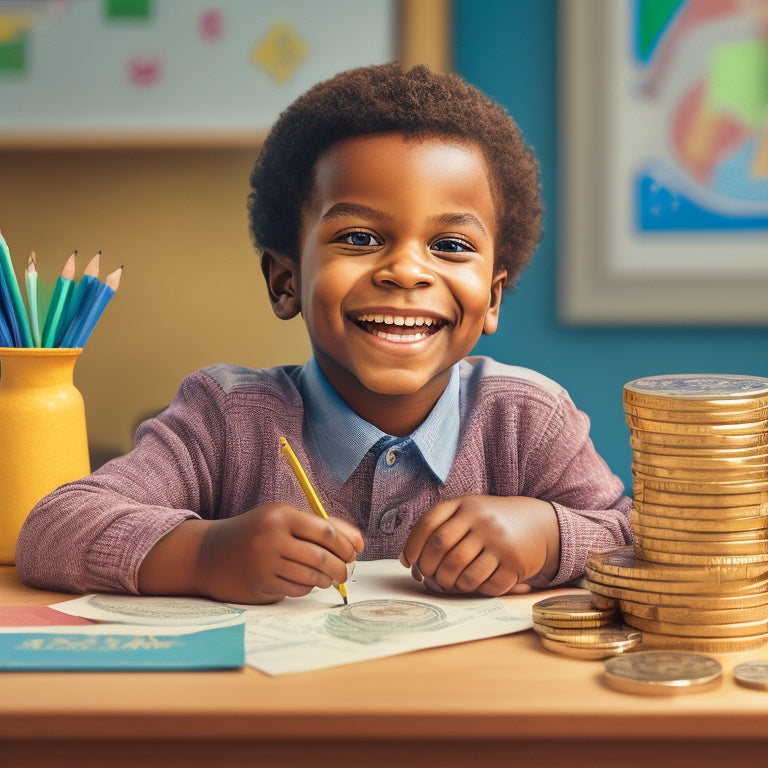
[0,0,401,145]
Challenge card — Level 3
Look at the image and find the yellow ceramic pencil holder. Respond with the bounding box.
[0,347,90,565]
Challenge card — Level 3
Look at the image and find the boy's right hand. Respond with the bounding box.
[138,503,363,605]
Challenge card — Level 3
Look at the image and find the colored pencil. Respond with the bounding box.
[25,252,42,347]
[0,228,33,347]
[57,251,100,346]
[279,435,349,604]
[61,266,122,348]
[41,252,76,348]
[0,263,22,346]
[0,292,14,346]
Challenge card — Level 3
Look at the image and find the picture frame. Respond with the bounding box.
[0,0,449,147]
[558,0,768,325]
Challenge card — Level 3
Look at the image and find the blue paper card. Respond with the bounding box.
[0,621,245,670]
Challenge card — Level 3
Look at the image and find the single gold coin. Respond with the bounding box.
[631,518,768,542]
[632,509,768,532]
[632,471,768,496]
[626,415,768,437]
[631,462,768,483]
[635,539,768,567]
[623,613,768,639]
[587,569,768,596]
[618,597,768,625]
[538,635,638,660]
[634,529,768,551]
[588,579,768,610]
[638,629,768,654]
[534,622,641,649]
[623,374,768,404]
[624,402,768,425]
[630,435,768,458]
[633,483,768,508]
[630,448,768,470]
[630,430,768,449]
[632,498,768,520]
[603,650,722,695]
[586,546,768,583]
[532,594,618,628]
[733,660,768,691]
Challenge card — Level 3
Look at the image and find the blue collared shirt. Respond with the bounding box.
[296,357,460,484]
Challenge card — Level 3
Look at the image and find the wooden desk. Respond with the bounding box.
[1,566,767,768]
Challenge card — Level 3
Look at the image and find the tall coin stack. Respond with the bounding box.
[586,373,768,654]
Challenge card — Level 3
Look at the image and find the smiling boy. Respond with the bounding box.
[16,64,632,603]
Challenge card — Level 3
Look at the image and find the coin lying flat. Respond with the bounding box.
[586,546,768,586]
[623,613,768,639]
[588,578,768,609]
[631,520,768,543]
[624,374,768,405]
[632,510,768,533]
[603,650,722,695]
[536,624,641,660]
[619,597,768,625]
[532,594,618,629]
[637,629,768,654]
[539,635,638,660]
[634,544,768,567]
[733,660,768,691]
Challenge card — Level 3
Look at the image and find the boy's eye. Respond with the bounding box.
[432,238,472,253]
[341,231,381,247]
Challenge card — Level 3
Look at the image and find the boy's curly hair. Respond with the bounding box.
[248,62,543,286]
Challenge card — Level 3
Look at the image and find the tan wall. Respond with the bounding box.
[0,146,310,464]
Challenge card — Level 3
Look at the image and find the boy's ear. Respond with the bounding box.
[261,250,301,319]
[482,269,508,335]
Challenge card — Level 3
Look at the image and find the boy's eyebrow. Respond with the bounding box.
[319,203,392,223]
[430,212,490,239]
[320,205,490,238]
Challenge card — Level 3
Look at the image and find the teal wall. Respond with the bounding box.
[455,0,768,490]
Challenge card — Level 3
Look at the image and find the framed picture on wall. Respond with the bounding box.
[0,0,448,146]
[558,0,768,325]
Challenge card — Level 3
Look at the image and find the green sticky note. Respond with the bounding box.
[0,30,26,74]
[105,0,152,20]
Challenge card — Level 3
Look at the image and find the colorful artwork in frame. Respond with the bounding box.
[559,0,768,325]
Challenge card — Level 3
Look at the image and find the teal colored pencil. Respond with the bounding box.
[25,252,42,347]
[41,252,76,348]
[0,229,33,347]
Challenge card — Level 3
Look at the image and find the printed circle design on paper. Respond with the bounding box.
[324,599,446,643]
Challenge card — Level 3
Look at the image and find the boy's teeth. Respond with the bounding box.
[357,313,435,327]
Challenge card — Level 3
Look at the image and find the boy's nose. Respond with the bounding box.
[373,244,435,288]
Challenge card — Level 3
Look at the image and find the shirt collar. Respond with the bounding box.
[298,357,460,484]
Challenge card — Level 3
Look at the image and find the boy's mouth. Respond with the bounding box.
[352,313,446,343]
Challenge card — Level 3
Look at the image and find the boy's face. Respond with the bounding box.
[271,133,506,431]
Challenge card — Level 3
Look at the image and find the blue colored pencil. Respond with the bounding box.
[0,229,33,347]
[58,251,100,345]
[61,266,122,348]
[0,296,14,346]
[0,266,22,346]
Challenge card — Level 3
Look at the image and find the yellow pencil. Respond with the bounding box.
[279,436,349,604]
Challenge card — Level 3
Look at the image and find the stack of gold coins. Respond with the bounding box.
[589,373,768,653]
[531,594,641,659]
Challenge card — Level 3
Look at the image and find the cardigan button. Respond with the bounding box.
[379,507,404,534]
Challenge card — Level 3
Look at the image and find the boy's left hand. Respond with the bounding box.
[399,495,560,596]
